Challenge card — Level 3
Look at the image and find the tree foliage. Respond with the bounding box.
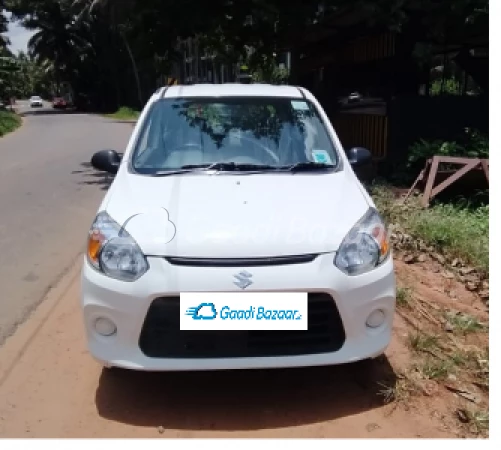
[1,0,488,110]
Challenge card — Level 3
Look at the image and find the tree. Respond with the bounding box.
[3,0,488,109]
[1,5,10,48]
[74,0,144,106]
[20,2,87,94]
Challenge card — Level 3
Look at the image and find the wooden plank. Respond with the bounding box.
[404,156,489,207]
[374,116,380,158]
[422,156,439,207]
[382,116,388,160]
[430,156,479,164]
[382,117,386,158]
[402,159,430,203]
[430,159,480,198]
[480,159,489,181]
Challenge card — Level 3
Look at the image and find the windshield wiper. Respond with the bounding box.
[150,168,202,176]
[149,162,224,176]
[150,162,278,176]
[148,161,333,177]
[281,161,335,172]
[183,162,278,171]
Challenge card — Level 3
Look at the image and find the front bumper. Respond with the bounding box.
[80,253,396,371]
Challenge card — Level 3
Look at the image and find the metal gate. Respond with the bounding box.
[333,113,389,161]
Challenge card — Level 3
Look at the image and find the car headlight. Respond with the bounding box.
[334,207,390,276]
[86,211,149,281]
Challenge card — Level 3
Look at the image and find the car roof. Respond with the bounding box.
[161,83,304,99]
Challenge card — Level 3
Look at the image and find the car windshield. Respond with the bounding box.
[131,96,339,174]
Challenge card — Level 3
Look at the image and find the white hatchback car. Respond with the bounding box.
[83,83,396,371]
[29,95,43,108]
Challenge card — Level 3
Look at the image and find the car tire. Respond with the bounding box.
[351,357,375,370]
[101,365,129,378]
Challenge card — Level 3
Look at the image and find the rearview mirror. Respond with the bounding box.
[346,147,373,182]
[91,149,121,174]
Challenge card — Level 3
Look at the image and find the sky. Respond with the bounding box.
[3,12,36,54]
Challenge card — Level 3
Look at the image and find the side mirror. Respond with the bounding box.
[347,147,372,167]
[91,149,121,174]
[346,147,373,182]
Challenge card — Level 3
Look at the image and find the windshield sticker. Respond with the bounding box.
[291,100,309,111]
[311,149,332,164]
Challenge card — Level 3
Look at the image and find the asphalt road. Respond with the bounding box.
[0,101,133,345]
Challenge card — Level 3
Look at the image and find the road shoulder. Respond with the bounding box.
[0,254,83,386]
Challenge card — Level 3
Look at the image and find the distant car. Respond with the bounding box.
[338,92,362,106]
[52,97,67,109]
[30,96,43,108]
[347,92,362,103]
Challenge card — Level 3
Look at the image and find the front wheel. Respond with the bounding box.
[101,364,130,378]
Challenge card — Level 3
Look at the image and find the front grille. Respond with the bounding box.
[139,293,346,359]
[165,254,318,267]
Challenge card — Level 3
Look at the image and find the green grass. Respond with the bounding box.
[421,358,455,380]
[371,184,489,273]
[378,377,417,404]
[0,110,22,137]
[468,410,489,434]
[409,204,488,272]
[450,349,477,367]
[408,332,440,353]
[396,286,413,308]
[444,311,485,334]
[105,106,140,120]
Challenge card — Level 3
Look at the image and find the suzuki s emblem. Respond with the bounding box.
[233,271,253,290]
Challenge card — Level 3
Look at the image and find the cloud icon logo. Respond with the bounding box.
[122,207,177,245]
[185,303,218,320]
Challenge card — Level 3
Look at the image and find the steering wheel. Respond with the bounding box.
[162,142,205,167]
[136,142,203,167]
[168,142,203,152]
[234,135,280,164]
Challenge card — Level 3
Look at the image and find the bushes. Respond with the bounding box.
[407,128,488,169]
[105,107,140,120]
[430,77,462,96]
[0,110,22,137]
